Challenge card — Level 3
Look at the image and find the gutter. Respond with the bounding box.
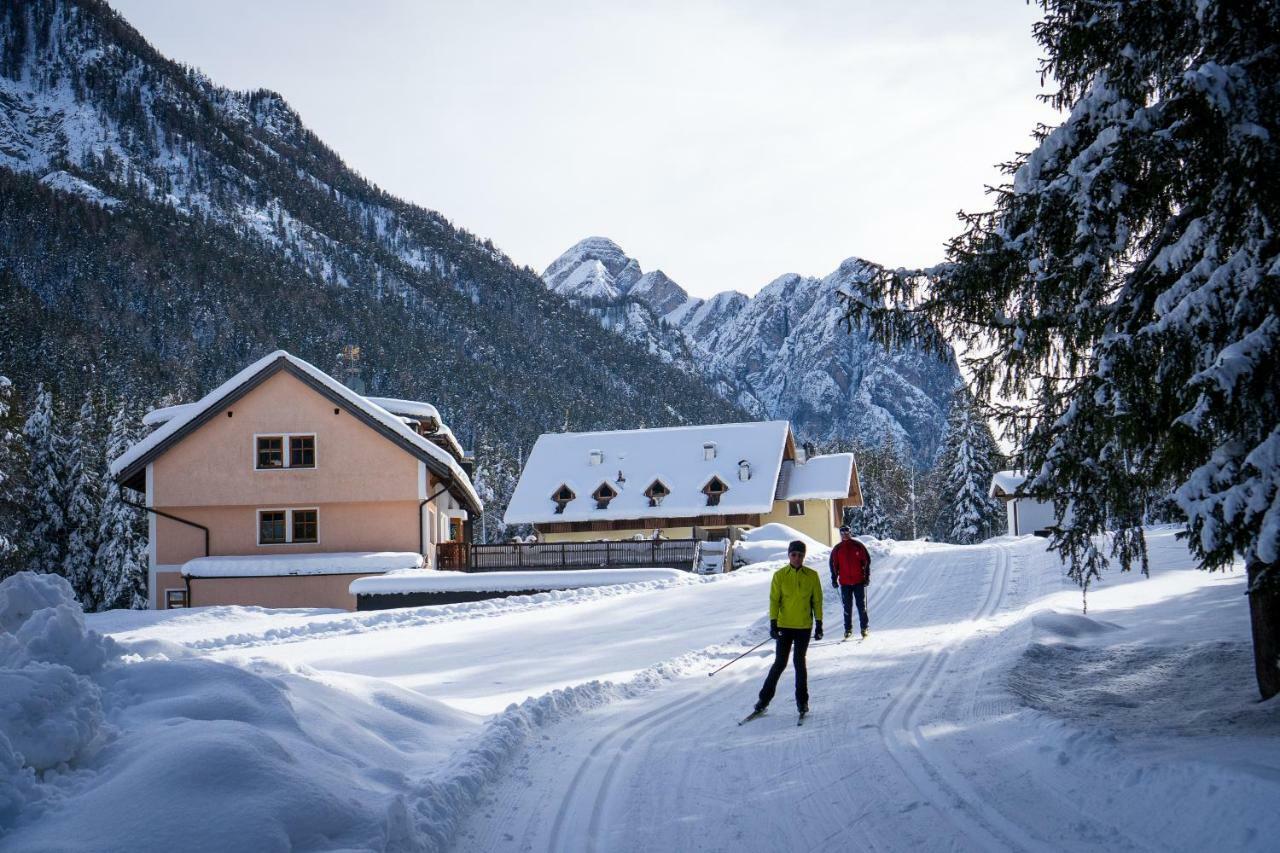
[119,487,209,608]
[120,487,210,558]
[420,482,452,557]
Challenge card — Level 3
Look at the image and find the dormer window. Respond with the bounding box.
[593,481,618,510]
[702,476,729,507]
[644,479,670,507]
[552,484,576,514]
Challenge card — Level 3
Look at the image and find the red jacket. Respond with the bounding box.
[829,539,870,586]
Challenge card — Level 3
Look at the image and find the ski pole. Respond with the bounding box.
[707,636,772,676]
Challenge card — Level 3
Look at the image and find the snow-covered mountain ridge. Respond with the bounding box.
[544,237,962,461]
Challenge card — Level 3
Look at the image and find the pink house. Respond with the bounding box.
[110,351,481,611]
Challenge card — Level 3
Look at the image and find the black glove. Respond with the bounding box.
[831,579,838,590]
[813,621,823,641]
[769,620,779,640]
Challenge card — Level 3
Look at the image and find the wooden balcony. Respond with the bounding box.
[436,538,706,572]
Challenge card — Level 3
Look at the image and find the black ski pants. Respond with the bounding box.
[841,583,869,633]
[756,628,810,711]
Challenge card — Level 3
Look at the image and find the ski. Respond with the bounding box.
[738,709,766,726]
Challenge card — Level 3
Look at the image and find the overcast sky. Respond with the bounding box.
[110,1,1055,298]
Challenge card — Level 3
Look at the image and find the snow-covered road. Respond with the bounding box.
[444,534,1274,852]
[66,530,1278,852]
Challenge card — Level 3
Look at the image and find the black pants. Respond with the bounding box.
[756,628,810,711]
[841,584,868,633]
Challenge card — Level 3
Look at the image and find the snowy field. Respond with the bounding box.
[2,528,1276,851]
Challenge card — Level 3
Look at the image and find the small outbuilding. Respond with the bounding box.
[989,470,1063,537]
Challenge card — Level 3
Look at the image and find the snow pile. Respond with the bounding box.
[1010,606,1280,741]
[734,523,828,565]
[351,568,686,595]
[182,551,423,578]
[0,573,120,824]
[0,572,486,850]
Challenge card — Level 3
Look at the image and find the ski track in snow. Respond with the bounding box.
[449,539,1212,853]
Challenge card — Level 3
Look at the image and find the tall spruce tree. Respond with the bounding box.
[23,384,66,576]
[96,404,148,610]
[64,395,104,608]
[843,440,912,540]
[0,376,23,574]
[845,1,1280,697]
[934,389,1005,544]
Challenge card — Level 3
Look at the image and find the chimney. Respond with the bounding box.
[738,460,752,481]
[703,442,717,461]
[588,449,604,466]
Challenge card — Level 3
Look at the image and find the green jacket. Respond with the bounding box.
[769,564,823,629]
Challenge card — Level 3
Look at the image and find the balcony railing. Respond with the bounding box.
[436,539,705,572]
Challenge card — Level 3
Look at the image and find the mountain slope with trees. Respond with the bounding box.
[0,0,748,580]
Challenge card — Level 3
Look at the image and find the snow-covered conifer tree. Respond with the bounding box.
[23,384,66,575]
[95,403,147,610]
[472,436,522,543]
[933,389,1005,544]
[0,376,24,574]
[64,395,104,608]
[845,1,1280,696]
[844,440,910,540]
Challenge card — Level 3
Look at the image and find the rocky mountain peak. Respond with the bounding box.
[541,238,962,462]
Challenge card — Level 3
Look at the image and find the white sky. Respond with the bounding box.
[110,1,1056,298]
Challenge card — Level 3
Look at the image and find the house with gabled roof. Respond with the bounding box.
[989,470,1067,537]
[503,421,862,547]
[110,351,481,610]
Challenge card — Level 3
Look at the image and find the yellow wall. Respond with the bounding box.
[759,499,839,546]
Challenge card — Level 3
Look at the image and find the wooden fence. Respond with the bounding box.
[436,539,703,572]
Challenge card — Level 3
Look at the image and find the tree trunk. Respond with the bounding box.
[1247,560,1280,701]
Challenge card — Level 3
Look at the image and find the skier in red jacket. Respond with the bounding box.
[829,525,871,639]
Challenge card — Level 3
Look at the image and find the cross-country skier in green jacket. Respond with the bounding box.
[753,540,823,717]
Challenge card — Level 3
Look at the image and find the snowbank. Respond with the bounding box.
[0,573,119,825]
[182,551,423,578]
[0,572,479,851]
[350,568,684,595]
[734,522,828,565]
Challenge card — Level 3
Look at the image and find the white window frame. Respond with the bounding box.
[256,507,321,545]
[252,433,319,471]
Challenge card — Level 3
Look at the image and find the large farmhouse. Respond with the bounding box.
[503,421,862,547]
[110,351,481,610]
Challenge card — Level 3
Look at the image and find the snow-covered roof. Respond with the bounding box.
[503,421,792,525]
[427,423,466,461]
[183,551,422,578]
[776,454,856,501]
[364,397,440,422]
[146,396,441,428]
[989,470,1028,499]
[141,403,200,427]
[114,351,480,512]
